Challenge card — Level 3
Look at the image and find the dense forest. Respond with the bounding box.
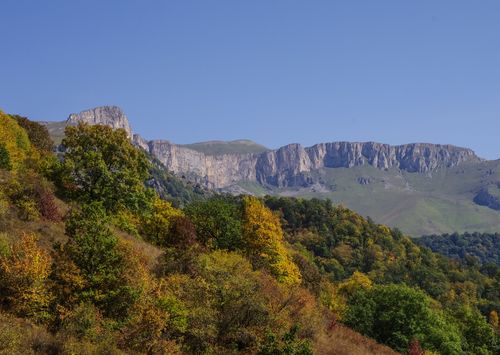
[0,110,499,354]
[417,232,500,266]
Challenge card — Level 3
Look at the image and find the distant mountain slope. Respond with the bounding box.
[416,232,500,265]
[180,139,269,155]
[251,162,500,236]
[39,105,500,236]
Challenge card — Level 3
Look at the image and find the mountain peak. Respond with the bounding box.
[67,106,132,138]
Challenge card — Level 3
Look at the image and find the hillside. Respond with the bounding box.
[39,106,500,236]
[417,232,500,265]
[2,110,500,354]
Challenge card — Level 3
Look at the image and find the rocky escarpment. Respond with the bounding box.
[49,105,483,190]
[67,106,132,138]
[139,139,481,189]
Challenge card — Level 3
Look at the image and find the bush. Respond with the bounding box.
[0,233,53,323]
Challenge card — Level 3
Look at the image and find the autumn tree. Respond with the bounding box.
[140,197,183,246]
[57,123,152,212]
[242,196,301,286]
[0,111,31,171]
[0,233,52,323]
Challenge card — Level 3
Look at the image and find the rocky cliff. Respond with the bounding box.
[57,106,483,189]
[140,139,481,189]
[67,106,132,138]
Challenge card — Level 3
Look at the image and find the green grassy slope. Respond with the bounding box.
[180,139,269,155]
[254,162,500,236]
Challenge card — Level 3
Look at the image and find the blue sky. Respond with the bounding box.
[1,1,499,159]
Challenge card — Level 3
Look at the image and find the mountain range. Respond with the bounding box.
[42,106,500,236]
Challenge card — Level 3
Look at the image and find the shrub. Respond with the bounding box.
[0,233,53,323]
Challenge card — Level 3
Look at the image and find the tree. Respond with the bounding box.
[185,196,243,249]
[64,202,139,318]
[344,284,463,354]
[11,115,54,152]
[58,123,152,212]
[0,233,52,323]
[0,111,31,171]
[0,143,11,170]
[140,197,183,246]
[242,196,301,286]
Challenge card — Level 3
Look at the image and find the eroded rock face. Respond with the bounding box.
[143,140,481,189]
[61,106,482,189]
[67,106,132,138]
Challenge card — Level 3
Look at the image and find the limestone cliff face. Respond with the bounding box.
[305,142,479,173]
[67,106,132,138]
[143,140,480,189]
[61,106,482,189]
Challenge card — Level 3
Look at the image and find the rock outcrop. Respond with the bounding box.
[67,106,132,138]
[56,106,483,190]
[142,140,481,189]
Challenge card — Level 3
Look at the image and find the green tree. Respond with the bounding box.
[451,305,496,354]
[345,284,463,354]
[58,123,152,212]
[0,143,11,170]
[64,202,139,318]
[11,115,54,152]
[185,196,243,249]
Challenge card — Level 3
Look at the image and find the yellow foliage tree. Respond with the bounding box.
[0,233,53,322]
[319,281,347,320]
[141,197,183,246]
[242,196,301,285]
[337,271,373,297]
[0,111,32,171]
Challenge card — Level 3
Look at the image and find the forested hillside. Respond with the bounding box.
[417,232,500,265]
[1,110,499,354]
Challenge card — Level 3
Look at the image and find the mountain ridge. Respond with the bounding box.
[40,106,500,236]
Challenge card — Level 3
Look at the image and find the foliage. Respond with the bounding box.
[417,232,500,265]
[1,115,499,354]
[11,115,54,152]
[140,197,183,246]
[3,171,61,222]
[0,144,11,171]
[185,196,243,249]
[0,233,52,323]
[258,325,313,355]
[57,123,152,212]
[344,284,463,354]
[0,111,32,171]
[243,196,302,285]
[64,202,140,318]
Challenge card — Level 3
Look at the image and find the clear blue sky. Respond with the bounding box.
[1,1,500,159]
